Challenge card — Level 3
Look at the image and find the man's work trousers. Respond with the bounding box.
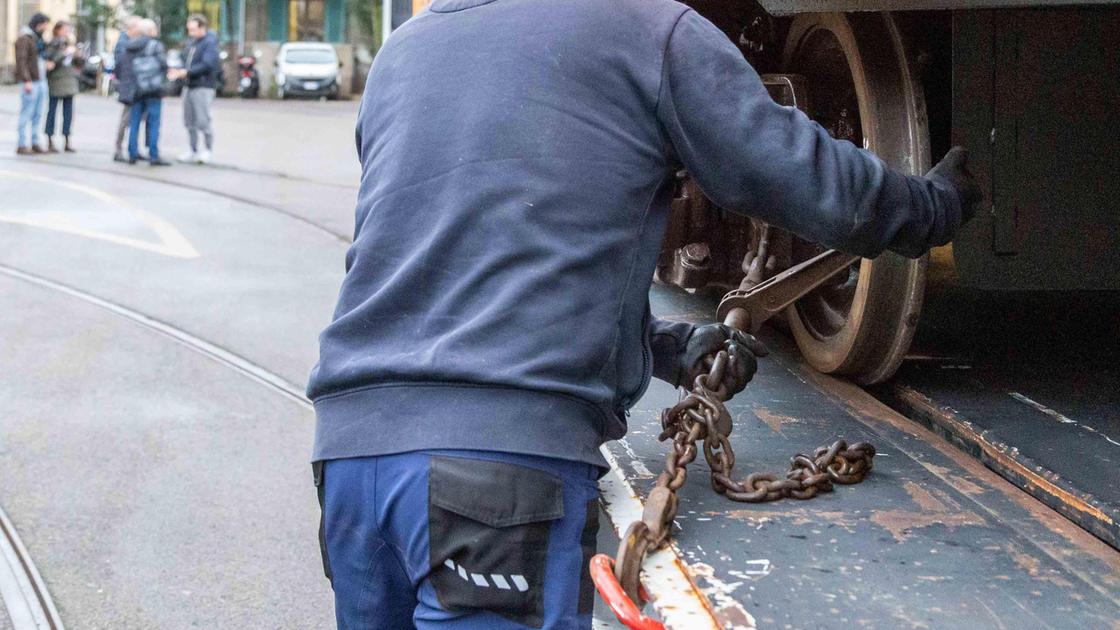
[45,95,74,138]
[183,86,215,152]
[319,450,601,630]
[128,97,162,162]
[17,81,46,148]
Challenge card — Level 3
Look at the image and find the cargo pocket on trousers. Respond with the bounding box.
[312,461,332,583]
[428,456,564,628]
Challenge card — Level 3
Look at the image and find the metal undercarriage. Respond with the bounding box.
[598,284,1120,629]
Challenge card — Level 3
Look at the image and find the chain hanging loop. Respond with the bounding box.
[598,339,877,617]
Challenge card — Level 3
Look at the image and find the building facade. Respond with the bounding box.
[2,0,426,92]
[2,0,78,81]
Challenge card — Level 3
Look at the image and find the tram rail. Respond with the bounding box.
[0,504,63,630]
[0,265,311,408]
[0,263,310,629]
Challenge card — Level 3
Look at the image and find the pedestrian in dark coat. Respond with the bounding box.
[44,20,81,152]
[121,19,170,166]
[112,16,141,162]
[169,14,220,163]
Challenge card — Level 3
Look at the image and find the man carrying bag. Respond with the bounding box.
[121,19,170,166]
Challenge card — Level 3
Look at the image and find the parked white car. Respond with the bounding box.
[274,42,341,100]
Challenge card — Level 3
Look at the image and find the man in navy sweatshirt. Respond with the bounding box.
[169,14,220,163]
[308,0,981,627]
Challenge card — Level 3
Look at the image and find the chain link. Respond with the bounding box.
[611,343,876,604]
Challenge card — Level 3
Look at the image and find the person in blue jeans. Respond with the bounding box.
[13,13,51,155]
[122,19,170,166]
[308,0,981,627]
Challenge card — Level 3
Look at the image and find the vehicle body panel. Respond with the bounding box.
[950,7,1120,289]
[758,0,1120,15]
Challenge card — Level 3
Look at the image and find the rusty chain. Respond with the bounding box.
[611,343,877,604]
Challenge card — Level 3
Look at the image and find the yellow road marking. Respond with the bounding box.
[0,170,200,259]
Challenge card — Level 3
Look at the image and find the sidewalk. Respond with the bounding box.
[0,86,360,239]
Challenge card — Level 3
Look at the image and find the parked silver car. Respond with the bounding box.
[274,42,341,100]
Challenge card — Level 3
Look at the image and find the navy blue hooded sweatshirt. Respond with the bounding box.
[307,0,963,469]
[184,31,221,89]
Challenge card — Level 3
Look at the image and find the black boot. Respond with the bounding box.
[64,137,76,153]
[46,137,59,153]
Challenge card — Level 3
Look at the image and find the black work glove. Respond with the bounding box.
[926,146,983,230]
[676,324,769,396]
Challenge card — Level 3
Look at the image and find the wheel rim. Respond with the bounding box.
[782,13,929,384]
[788,24,866,343]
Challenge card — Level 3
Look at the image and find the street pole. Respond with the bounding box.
[238,0,245,54]
[381,0,392,50]
[96,1,105,55]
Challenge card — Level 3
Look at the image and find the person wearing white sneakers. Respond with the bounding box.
[170,14,219,164]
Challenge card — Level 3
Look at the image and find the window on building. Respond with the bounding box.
[187,0,222,38]
[17,0,40,27]
[288,0,325,41]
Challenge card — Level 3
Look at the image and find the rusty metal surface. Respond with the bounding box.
[882,287,1120,551]
[885,383,1120,551]
[606,308,873,610]
[605,284,1120,628]
[717,249,860,333]
[757,0,1120,16]
[597,445,737,629]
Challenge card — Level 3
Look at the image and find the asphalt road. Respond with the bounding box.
[1,88,356,628]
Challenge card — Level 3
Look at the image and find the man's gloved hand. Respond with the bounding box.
[926,146,983,228]
[676,324,769,396]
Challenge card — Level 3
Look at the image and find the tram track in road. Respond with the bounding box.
[0,262,646,629]
[0,505,63,630]
[0,263,314,628]
[0,264,311,409]
[0,155,354,246]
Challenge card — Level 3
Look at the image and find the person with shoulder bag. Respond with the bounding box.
[122,19,170,166]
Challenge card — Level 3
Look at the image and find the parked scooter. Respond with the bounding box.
[78,54,100,92]
[237,53,260,99]
[77,44,107,93]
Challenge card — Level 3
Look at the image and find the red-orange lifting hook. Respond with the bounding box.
[589,554,665,630]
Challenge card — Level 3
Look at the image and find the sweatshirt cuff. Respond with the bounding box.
[875,169,963,259]
[649,318,695,386]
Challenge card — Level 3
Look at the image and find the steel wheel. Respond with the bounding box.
[782,12,929,385]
